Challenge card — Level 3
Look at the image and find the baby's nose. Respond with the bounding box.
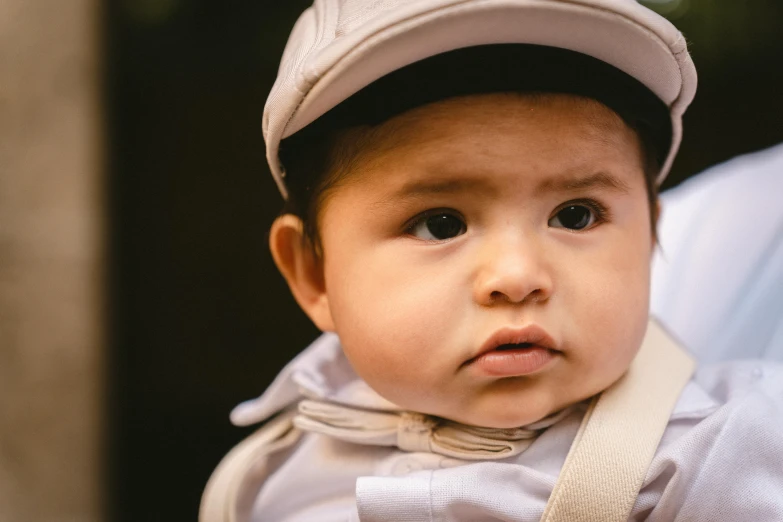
[472,235,553,306]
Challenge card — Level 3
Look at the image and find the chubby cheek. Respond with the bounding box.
[323,246,465,406]
[562,227,652,395]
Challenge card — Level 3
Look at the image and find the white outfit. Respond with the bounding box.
[224,332,783,522]
[652,143,783,363]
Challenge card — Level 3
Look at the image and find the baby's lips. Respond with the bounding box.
[467,324,557,365]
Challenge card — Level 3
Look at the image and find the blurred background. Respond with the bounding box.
[0,0,781,520]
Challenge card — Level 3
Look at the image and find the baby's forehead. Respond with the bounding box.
[352,93,635,160]
[327,92,644,199]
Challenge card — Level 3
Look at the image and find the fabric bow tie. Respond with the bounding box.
[293,399,572,460]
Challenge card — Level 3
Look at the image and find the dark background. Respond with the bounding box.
[105,1,783,520]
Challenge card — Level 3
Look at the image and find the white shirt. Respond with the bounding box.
[226,332,783,522]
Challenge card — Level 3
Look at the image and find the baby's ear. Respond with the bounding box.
[269,215,335,332]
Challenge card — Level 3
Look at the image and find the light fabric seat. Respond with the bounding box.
[652,143,783,363]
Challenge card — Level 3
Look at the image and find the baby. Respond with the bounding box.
[201,1,783,521]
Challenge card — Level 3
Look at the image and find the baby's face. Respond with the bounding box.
[316,93,653,428]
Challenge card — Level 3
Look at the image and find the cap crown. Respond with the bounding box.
[264,0,697,197]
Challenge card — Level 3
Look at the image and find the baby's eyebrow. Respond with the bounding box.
[385,171,629,203]
[536,172,631,195]
[390,178,497,199]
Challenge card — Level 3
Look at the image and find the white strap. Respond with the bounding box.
[541,319,695,522]
[199,409,301,522]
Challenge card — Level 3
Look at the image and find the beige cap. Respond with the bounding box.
[264,0,697,198]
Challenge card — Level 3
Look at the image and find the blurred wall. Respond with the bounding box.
[0,1,104,521]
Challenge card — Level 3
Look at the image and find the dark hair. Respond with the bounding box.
[278,44,671,252]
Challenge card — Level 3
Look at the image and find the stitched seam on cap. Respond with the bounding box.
[279,0,477,136]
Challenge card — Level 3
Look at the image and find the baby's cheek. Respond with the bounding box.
[341,335,440,411]
[346,290,445,367]
[362,265,455,336]
[560,255,649,375]
[336,278,458,406]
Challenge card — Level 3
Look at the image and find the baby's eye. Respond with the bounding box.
[407,211,467,241]
[548,204,599,231]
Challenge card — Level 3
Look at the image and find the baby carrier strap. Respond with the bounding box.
[541,319,695,522]
[200,408,301,522]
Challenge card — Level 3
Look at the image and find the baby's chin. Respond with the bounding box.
[363,371,584,428]
[439,408,557,429]
[393,398,563,429]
